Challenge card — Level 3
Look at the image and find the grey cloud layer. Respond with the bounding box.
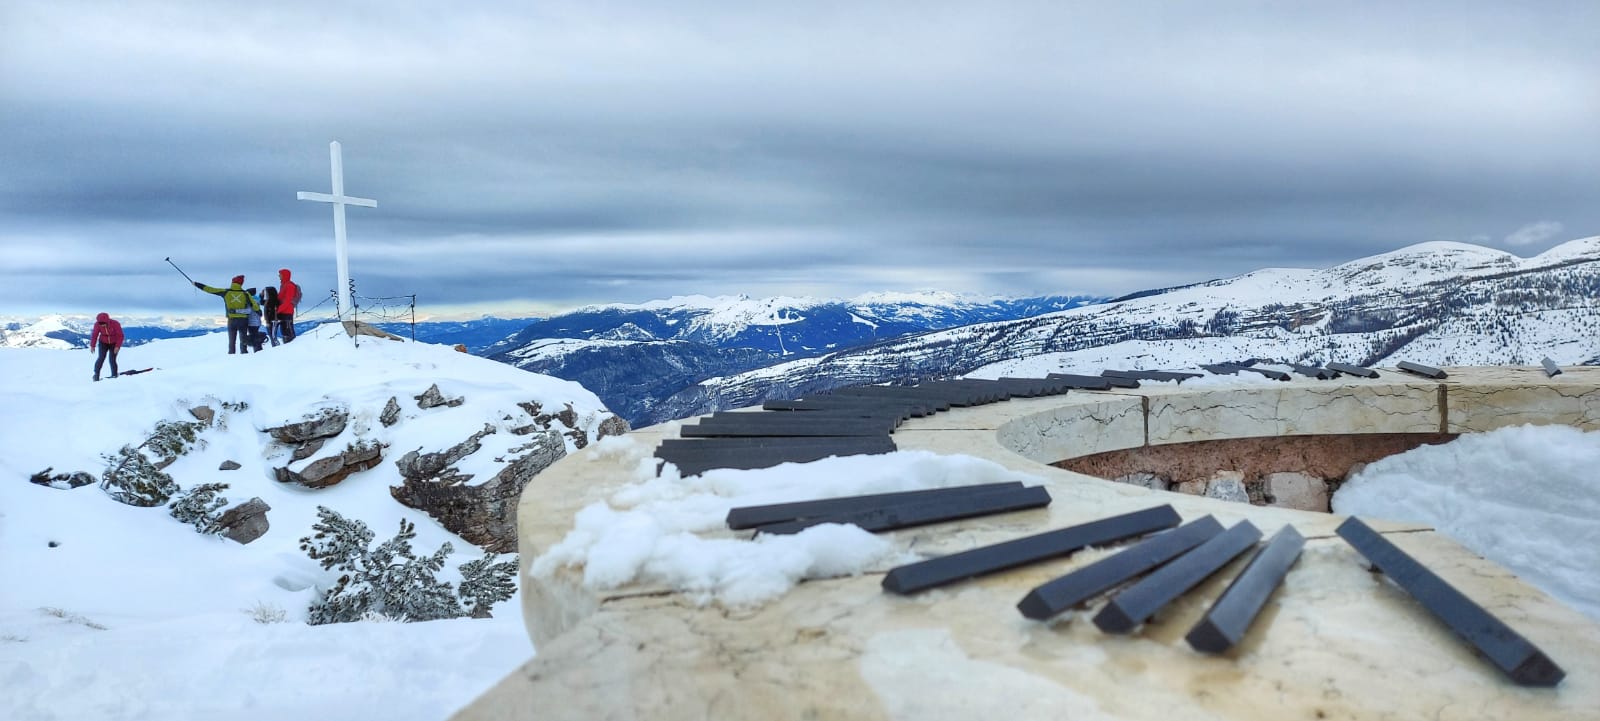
[4,1,1597,317]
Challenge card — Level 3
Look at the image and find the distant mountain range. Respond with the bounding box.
[15,238,1599,431]
[640,238,1600,423]
[1,316,531,354]
[368,317,536,352]
[482,292,1103,425]
[0,317,217,350]
[1,292,1101,428]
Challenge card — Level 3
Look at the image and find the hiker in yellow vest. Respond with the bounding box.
[195,274,264,354]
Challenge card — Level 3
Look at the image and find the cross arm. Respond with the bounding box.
[297,191,378,208]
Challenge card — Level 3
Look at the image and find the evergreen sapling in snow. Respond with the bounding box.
[100,445,180,507]
[458,552,518,618]
[367,522,461,622]
[298,506,517,625]
[168,482,230,534]
[144,419,207,459]
[98,418,210,507]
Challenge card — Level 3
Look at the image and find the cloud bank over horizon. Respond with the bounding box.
[3,1,1597,317]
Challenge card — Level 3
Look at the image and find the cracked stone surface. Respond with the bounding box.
[456,367,1600,721]
[995,395,1145,463]
[1444,368,1600,432]
[1144,378,1442,444]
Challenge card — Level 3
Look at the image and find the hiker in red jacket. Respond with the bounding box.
[276,268,301,343]
[89,312,124,381]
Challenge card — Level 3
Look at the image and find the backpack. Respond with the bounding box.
[223,288,253,313]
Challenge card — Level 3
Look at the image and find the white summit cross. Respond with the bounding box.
[297,141,377,320]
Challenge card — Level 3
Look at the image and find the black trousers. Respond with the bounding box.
[94,343,119,378]
[228,317,250,354]
[278,313,296,343]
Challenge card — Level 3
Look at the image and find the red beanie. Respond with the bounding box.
[232,275,245,285]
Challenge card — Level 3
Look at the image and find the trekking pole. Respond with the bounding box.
[165,257,197,285]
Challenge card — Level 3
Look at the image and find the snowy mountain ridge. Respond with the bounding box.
[647,237,1600,422]
[525,291,1101,352]
[484,292,1104,425]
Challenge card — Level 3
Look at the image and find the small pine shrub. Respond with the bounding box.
[298,507,516,625]
[458,552,518,618]
[99,417,214,508]
[100,446,179,507]
[146,420,207,460]
[169,483,230,534]
[368,530,461,622]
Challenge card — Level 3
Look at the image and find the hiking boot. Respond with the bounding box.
[93,375,100,382]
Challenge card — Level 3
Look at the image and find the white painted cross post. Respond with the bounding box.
[297,141,377,321]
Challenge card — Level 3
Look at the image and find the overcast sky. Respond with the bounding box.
[3,1,1597,319]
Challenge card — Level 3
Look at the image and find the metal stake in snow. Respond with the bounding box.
[297,141,377,321]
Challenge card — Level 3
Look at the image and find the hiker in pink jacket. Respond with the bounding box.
[89,312,124,381]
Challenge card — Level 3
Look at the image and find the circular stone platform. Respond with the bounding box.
[455,366,1600,721]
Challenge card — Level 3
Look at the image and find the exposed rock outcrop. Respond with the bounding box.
[415,384,464,410]
[290,438,326,462]
[380,397,402,427]
[596,415,630,440]
[395,424,496,482]
[29,467,95,490]
[510,401,628,450]
[274,440,384,489]
[267,407,348,444]
[392,429,566,552]
[267,407,349,465]
[215,497,271,544]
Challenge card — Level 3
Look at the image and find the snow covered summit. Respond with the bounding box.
[0,327,624,720]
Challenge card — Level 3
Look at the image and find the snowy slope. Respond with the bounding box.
[0,327,621,721]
